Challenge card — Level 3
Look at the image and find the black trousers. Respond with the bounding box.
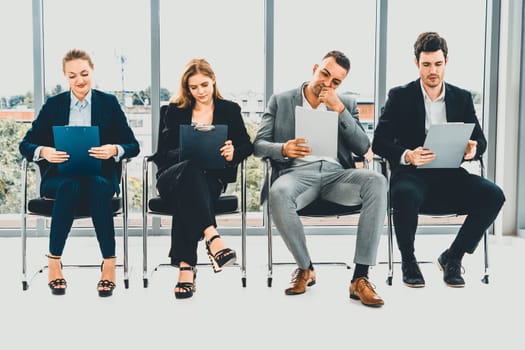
[40,175,116,258]
[390,167,505,259]
[157,161,223,266]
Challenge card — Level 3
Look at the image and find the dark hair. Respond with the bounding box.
[323,50,351,71]
[413,32,448,61]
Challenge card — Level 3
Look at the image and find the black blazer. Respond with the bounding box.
[152,98,253,184]
[19,90,140,194]
[372,79,486,171]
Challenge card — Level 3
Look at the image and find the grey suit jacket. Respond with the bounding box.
[253,83,370,202]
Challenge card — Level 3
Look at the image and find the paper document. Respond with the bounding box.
[418,123,475,169]
[294,106,338,158]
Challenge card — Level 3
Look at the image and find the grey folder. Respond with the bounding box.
[294,106,338,158]
[418,123,475,169]
[52,126,102,176]
[179,124,228,169]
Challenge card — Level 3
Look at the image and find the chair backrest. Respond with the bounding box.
[158,104,169,151]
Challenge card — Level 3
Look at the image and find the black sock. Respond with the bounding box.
[352,264,369,281]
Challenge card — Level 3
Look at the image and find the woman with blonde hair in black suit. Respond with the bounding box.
[152,58,253,299]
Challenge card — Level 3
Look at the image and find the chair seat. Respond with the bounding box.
[148,195,238,215]
[27,197,122,217]
[297,199,362,217]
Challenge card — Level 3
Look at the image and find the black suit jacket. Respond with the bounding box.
[19,90,140,194]
[372,79,486,171]
[152,98,253,184]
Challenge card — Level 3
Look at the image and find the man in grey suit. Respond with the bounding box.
[254,51,387,307]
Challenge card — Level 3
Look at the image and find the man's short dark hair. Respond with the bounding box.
[413,32,448,61]
[323,50,351,71]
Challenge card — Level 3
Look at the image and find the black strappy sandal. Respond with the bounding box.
[205,235,237,273]
[46,254,66,296]
[98,258,116,297]
[174,266,197,299]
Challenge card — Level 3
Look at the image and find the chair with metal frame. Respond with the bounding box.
[20,157,132,290]
[141,105,247,288]
[377,156,490,286]
[263,158,367,287]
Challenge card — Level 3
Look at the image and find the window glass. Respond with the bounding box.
[0,1,34,227]
[275,0,376,142]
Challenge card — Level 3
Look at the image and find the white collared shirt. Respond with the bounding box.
[420,80,447,132]
[69,90,92,126]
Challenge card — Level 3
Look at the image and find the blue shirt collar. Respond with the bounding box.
[70,90,92,109]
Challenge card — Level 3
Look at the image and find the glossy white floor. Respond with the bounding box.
[1,232,524,350]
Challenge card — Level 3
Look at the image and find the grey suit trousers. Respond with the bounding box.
[269,160,387,268]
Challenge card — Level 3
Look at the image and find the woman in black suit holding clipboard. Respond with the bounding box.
[19,49,139,297]
[153,58,253,299]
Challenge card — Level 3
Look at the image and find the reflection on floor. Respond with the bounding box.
[2,233,524,350]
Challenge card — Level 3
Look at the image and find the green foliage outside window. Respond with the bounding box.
[0,118,37,213]
[0,117,265,215]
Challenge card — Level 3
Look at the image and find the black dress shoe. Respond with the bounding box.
[437,250,465,288]
[401,260,425,287]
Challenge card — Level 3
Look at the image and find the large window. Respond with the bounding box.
[160,0,265,226]
[275,0,377,141]
[0,1,499,234]
[387,0,486,102]
[0,1,34,227]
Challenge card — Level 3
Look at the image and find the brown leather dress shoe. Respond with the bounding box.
[349,277,384,307]
[284,268,316,295]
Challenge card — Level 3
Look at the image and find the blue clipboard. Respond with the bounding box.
[179,124,228,169]
[52,126,102,176]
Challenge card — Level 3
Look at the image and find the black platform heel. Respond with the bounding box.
[46,254,66,296]
[205,234,237,273]
[98,258,116,297]
[174,266,197,299]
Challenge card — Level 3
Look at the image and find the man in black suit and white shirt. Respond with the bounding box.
[372,32,505,288]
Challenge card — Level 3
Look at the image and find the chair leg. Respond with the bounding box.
[21,158,29,290]
[241,160,247,288]
[142,211,149,288]
[387,210,394,286]
[266,199,273,288]
[481,231,489,284]
[21,213,28,290]
[123,212,129,289]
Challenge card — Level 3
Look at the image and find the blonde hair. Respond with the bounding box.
[62,49,94,73]
[170,58,223,108]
